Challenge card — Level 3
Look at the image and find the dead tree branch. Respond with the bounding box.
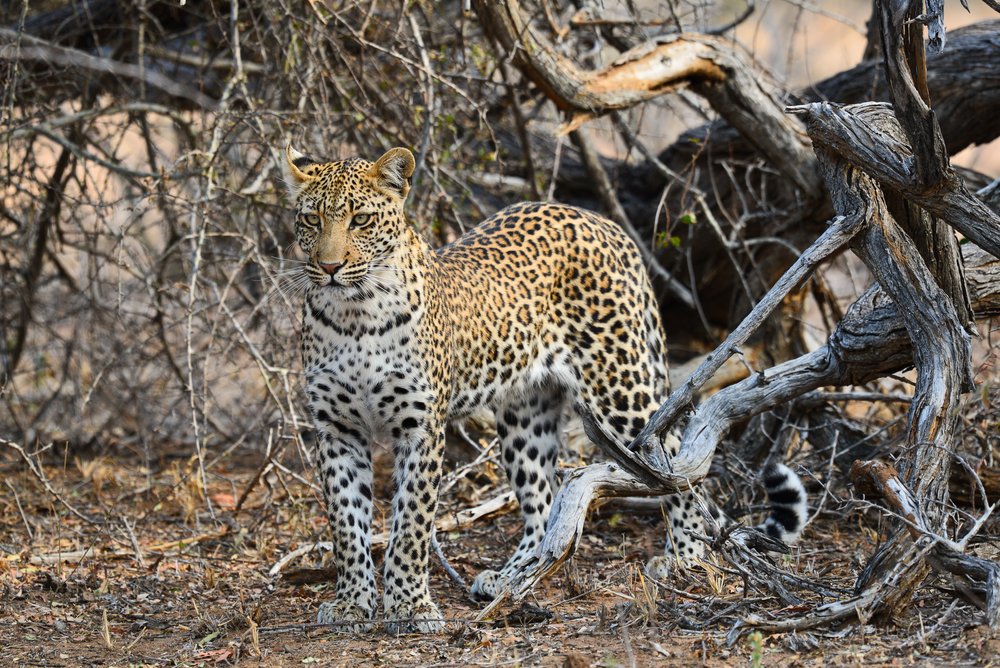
[473,0,822,202]
[585,212,867,483]
[0,28,219,110]
[790,102,1000,260]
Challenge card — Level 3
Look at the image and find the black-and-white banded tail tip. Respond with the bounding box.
[758,462,808,544]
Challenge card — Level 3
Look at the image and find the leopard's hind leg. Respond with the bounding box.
[574,387,709,574]
[470,388,565,601]
[570,297,709,575]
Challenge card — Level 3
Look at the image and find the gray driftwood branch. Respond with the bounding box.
[790,102,1000,260]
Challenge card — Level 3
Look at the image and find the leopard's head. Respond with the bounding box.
[281,145,415,288]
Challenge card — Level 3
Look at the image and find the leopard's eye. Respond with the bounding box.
[351,213,372,229]
[300,213,321,227]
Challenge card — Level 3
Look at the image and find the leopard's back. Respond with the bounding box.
[427,201,669,421]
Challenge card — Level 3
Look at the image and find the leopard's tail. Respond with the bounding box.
[756,462,808,544]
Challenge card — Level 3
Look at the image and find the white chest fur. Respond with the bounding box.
[302,287,430,444]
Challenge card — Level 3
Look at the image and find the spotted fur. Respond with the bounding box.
[280,146,805,634]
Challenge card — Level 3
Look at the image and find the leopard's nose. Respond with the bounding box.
[318,261,343,276]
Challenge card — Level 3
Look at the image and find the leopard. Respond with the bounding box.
[279,145,808,634]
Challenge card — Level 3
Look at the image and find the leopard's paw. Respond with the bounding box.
[316,599,375,633]
[645,548,710,580]
[470,568,507,602]
[384,599,444,635]
[644,554,679,581]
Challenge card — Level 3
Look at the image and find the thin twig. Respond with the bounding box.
[1,438,99,524]
[4,479,34,540]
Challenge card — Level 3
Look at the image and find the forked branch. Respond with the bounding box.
[852,460,1000,628]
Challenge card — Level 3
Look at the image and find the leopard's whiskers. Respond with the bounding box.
[261,270,311,307]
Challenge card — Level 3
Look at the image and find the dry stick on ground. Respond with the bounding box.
[1,438,99,525]
[268,491,517,577]
[850,460,1000,627]
[24,529,230,565]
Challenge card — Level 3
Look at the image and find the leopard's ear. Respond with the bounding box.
[369,147,415,199]
[282,144,315,198]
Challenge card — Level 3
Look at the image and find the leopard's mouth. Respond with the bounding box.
[305,265,353,289]
[316,273,368,295]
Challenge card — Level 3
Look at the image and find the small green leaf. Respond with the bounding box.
[197,630,220,646]
[748,630,764,668]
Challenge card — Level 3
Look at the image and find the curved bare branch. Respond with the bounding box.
[473,0,822,199]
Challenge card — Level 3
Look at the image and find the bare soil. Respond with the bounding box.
[1,439,997,667]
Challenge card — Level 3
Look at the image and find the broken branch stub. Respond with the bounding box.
[878,0,948,187]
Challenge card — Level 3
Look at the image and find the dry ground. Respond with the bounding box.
[1,435,998,668]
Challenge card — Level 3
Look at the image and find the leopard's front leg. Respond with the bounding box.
[383,409,446,634]
[313,422,377,632]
